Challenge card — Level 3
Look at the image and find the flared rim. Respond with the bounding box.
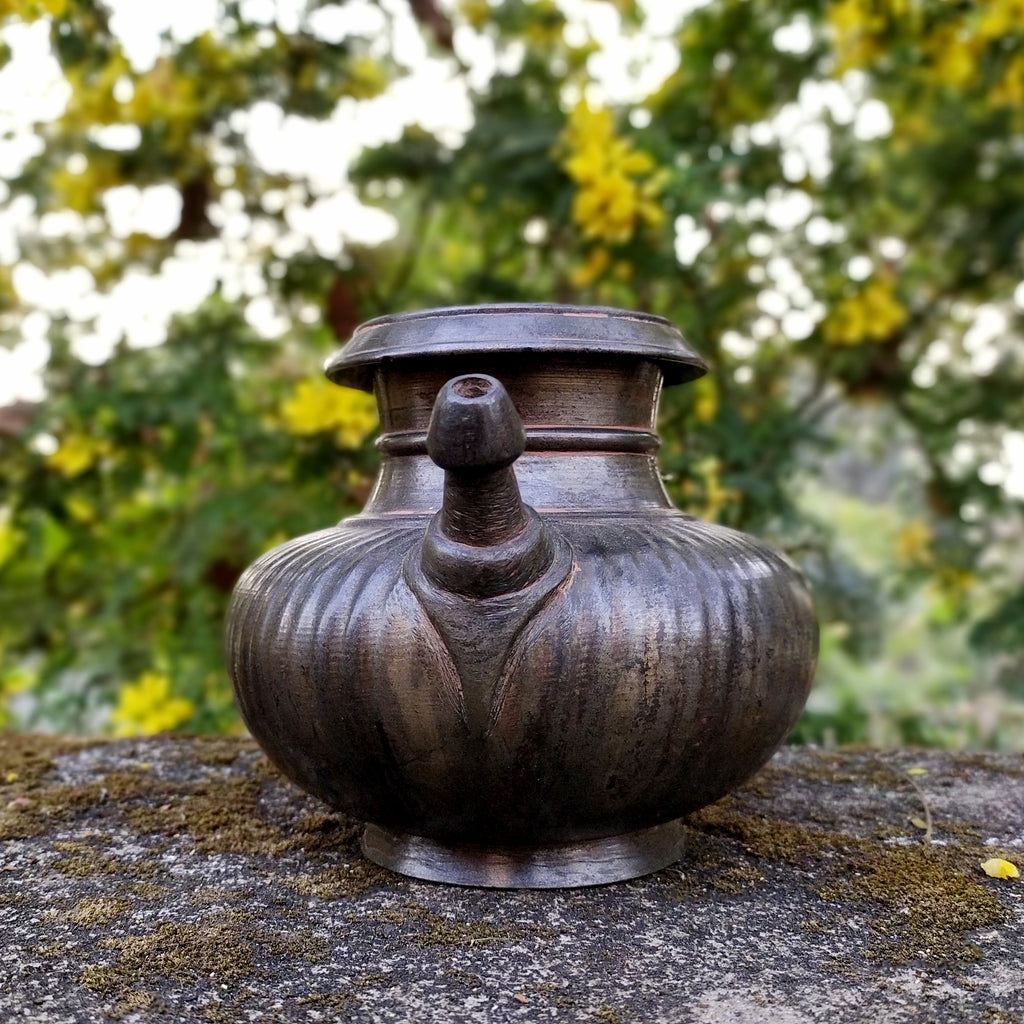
[325,303,709,391]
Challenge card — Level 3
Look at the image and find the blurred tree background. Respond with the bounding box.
[0,0,1022,745]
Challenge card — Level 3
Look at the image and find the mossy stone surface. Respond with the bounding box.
[1,736,1021,1023]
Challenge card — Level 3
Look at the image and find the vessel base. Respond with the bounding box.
[361,818,687,889]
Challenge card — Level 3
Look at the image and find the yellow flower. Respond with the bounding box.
[824,278,908,345]
[458,0,491,31]
[925,25,978,88]
[0,0,67,18]
[981,858,1020,880]
[992,56,1024,108]
[828,0,884,71]
[346,55,387,100]
[559,101,665,246]
[122,59,201,147]
[110,671,194,737]
[685,456,739,524]
[569,247,611,288]
[524,0,565,48]
[49,157,123,214]
[65,494,97,523]
[0,510,24,570]
[930,567,975,601]
[692,377,719,424]
[280,379,378,448]
[895,520,933,567]
[572,173,638,243]
[47,434,110,477]
[0,661,34,728]
[977,0,1024,41]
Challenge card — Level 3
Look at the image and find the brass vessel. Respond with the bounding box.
[227,305,818,887]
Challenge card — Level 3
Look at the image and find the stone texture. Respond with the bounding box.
[1,735,1022,1023]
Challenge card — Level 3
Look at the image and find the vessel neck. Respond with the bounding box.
[362,357,674,516]
[373,355,662,440]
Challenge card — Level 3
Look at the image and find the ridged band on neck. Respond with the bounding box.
[378,427,661,457]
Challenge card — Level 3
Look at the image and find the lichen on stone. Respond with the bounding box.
[359,901,556,948]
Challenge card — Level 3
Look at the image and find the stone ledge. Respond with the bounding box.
[1,735,1022,1023]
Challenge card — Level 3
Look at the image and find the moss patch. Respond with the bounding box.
[53,853,162,880]
[689,799,836,863]
[107,989,158,1019]
[661,829,768,901]
[0,734,97,790]
[0,734,373,878]
[443,967,482,988]
[818,845,1011,964]
[185,736,254,767]
[75,909,336,1009]
[67,896,134,927]
[258,926,331,962]
[52,855,127,879]
[287,861,392,901]
[708,862,766,895]
[129,882,169,899]
[980,1010,1024,1024]
[0,736,296,860]
[126,777,294,855]
[106,917,257,986]
[294,992,361,1014]
[78,965,127,994]
[0,734,100,839]
[947,752,1024,778]
[686,757,1021,968]
[352,970,398,989]
[4,767,161,842]
[287,811,361,852]
[362,901,555,948]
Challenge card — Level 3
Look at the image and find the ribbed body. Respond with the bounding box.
[226,305,818,861]
[228,508,817,844]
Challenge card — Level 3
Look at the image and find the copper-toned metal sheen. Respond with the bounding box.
[226,304,818,888]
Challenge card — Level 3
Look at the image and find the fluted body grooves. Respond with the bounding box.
[226,304,818,887]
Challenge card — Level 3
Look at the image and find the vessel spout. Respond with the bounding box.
[420,374,555,598]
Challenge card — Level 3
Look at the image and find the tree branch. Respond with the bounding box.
[407,0,454,52]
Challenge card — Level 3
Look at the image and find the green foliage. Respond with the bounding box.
[1,0,1022,742]
[1,300,377,730]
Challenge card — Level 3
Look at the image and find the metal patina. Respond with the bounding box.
[226,304,819,888]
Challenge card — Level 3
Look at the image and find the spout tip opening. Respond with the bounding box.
[451,375,494,399]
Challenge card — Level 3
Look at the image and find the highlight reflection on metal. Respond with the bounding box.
[226,304,819,888]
